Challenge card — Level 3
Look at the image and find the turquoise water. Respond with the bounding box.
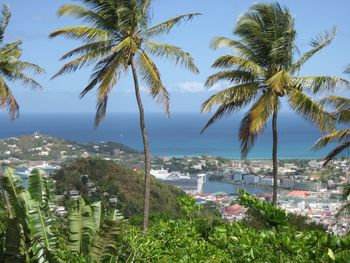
[0,112,336,159]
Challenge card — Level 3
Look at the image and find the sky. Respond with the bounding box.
[4,0,350,114]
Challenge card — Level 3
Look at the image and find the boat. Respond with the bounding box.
[150,168,190,180]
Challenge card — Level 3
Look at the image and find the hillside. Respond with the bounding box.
[53,158,185,219]
[0,133,141,162]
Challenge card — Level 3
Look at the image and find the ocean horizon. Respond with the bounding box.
[0,112,337,160]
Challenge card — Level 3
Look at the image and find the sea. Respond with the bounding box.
[0,112,337,159]
[1,112,334,195]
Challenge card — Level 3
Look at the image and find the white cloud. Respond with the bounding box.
[175,81,227,93]
[177,82,206,93]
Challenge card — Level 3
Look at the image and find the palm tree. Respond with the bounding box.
[201,3,347,204]
[0,4,45,118]
[49,0,199,231]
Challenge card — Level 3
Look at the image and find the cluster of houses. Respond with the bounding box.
[190,190,350,236]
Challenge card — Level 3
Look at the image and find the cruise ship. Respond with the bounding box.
[150,168,190,180]
[150,168,206,193]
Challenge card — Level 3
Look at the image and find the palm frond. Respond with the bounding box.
[0,78,19,119]
[296,76,349,93]
[0,4,11,43]
[201,83,259,133]
[211,55,263,77]
[201,82,258,113]
[94,52,125,127]
[142,13,201,38]
[265,70,293,95]
[210,37,259,63]
[51,45,112,79]
[321,95,350,111]
[288,89,334,132]
[49,26,109,43]
[57,4,107,26]
[240,92,279,157]
[14,61,46,75]
[323,141,350,166]
[138,51,170,115]
[290,27,336,73]
[312,129,350,150]
[144,41,199,73]
[205,70,257,87]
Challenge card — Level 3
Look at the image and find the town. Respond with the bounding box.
[1,133,349,236]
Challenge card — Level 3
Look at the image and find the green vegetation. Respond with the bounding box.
[1,1,350,261]
[0,168,124,262]
[0,4,45,119]
[50,0,199,232]
[1,169,350,262]
[53,158,185,219]
[200,2,348,205]
[0,134,139,162]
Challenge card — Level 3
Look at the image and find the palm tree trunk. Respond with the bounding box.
[272,110,278,205]
[130,60,151,232]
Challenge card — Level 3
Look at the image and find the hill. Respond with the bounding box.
[0,133,141,162]
[53,158,185,219]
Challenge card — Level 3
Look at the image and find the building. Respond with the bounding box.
[293,181,322,192]
[243,174,260,184]
[260,177,274,186]
[233,172,243,182]
[281,178,294,189]
[197,174,206,193]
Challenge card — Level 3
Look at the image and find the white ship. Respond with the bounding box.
[20,162,61,177]
[150,168,190,180]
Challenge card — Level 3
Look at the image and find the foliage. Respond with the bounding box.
[53,158,186,220]
[238,190,288,227]
[0,167,125,262]
[200,2,348,204]
[0,4,44,118]
[121,194,350,262]
[177,195,202,218]
[1,168,58,262]
[50,0,199,231]
[1,168,350,262]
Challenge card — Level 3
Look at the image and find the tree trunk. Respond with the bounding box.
[272,110,278,205]
[131,60,151,232]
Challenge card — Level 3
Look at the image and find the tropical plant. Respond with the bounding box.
[238,189,288,228]
[0,168,58,262]
[50,0,199,231]
[121,191,350,262]
[201,3,348,204]
[0,168,125,262]
[0,4,45,118]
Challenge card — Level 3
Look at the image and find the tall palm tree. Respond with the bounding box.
[0,4,44,118]
[201,3,347,204]
[50,0,199,231]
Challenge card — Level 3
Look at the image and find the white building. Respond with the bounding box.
[260,177,278,186]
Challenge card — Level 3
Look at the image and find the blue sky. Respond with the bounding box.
[4,0,350,114]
